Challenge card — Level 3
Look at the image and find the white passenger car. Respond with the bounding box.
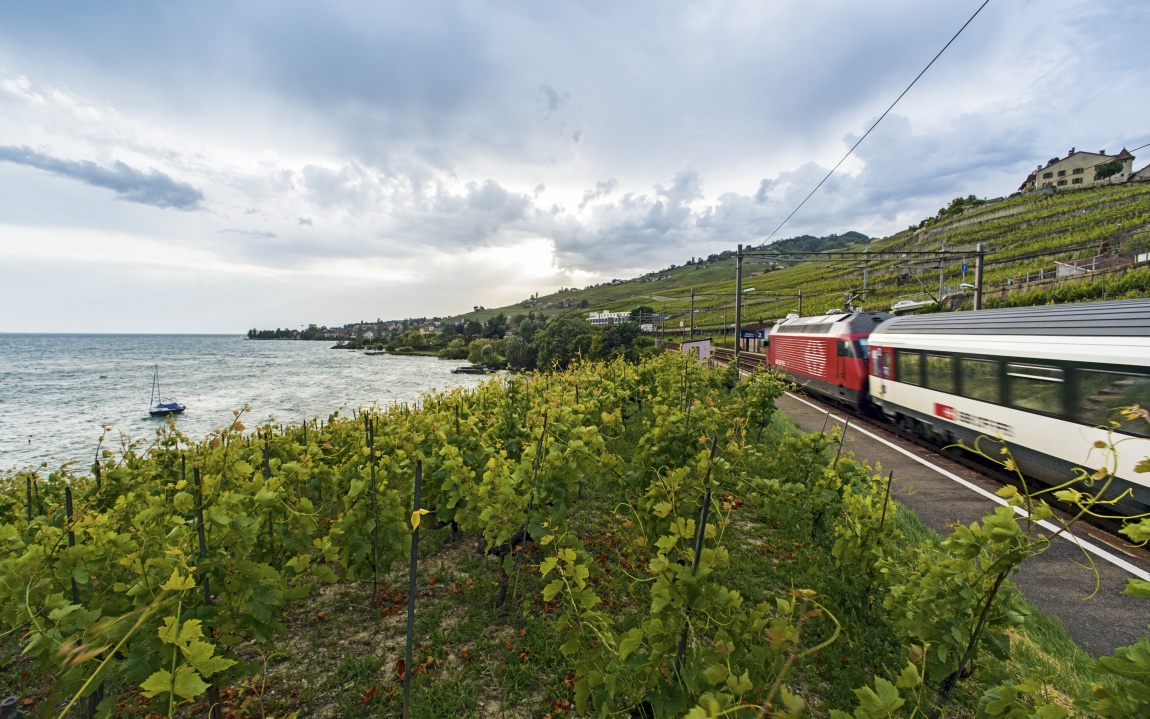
[867,299,1150,513]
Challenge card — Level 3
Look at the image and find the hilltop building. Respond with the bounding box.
[1018,147,1135,192]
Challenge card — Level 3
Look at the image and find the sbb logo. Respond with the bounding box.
[934,403,957,421]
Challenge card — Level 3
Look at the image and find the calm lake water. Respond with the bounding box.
[0,335,483,472]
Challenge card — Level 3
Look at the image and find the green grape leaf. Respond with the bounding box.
[161,568,196,592]
[173,491,195,512]
[895,661,920,689]
[542,579,564,602]
[182,638,236,678]
[140,669,173,698]
[158,617,180,645]
[1122,578,1150,598]
[171,665,210,700]
[1119,518,1150,544]
[539,556,558,577]
[853,677,904,718]
[1034,704,1068,719]
[702,663,728,685]
[312,564,339,584]
[618,628,643,661]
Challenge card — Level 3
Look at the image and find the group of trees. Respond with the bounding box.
[251,308,658,370]
[439,311,656,370]
[246,324,327,340]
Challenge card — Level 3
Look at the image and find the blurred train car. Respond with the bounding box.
[767,311,891,409]
[867,299,1150,513]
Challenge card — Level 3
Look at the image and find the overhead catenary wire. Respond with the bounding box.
[762,0,993,245]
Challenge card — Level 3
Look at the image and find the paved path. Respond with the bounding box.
[776,392,1150,657]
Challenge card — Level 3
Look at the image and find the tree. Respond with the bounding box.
[1095,158,1124,180]
[630,305,655,322]
[463,319,484,341]
[403,330,428,349]
[534,313,596,370]
[438,337,469,360]
[484,312,509,339]
[503,334,534,370]
[468,338,498,365]
[591,321,643,362]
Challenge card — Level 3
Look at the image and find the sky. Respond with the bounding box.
[1,1,1148,333]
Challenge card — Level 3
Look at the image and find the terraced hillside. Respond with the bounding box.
[449,182,1150,339]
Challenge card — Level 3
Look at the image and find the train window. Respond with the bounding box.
[882,351,893,380]
[1075,369,1150,438]
[836,340,854,358]
[897,351,921,386]
[925,355,955,394]
[1007,363,1064,415]
[960,357,1000,403]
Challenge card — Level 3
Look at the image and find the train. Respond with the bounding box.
[762,298,1150,514]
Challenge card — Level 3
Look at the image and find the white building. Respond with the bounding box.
[587,311,633,327]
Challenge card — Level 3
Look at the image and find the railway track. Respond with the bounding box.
[709,347,1143,542]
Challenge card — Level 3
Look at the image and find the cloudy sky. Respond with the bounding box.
[1,1,1147,332]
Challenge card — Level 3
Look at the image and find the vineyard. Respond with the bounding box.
[2,353,1149,718]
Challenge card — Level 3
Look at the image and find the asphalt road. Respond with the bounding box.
[776,391,1150,657]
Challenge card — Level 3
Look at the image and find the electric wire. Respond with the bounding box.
[762,0,993,245]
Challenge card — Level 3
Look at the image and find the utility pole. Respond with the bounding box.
[862,239,870,303]
[689,288,695,340]
[938,241,946,304]
[974,242,985,310]
[797,289,803,316]
[734,244,743,363]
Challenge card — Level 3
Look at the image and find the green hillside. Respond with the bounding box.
[449,183,1150,338]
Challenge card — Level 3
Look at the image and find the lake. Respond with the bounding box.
[0,335,483,471]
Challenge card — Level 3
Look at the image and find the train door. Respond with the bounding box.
[835,339,850,385]
[871,346,894,398]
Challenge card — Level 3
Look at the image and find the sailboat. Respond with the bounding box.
[149,365,186,416]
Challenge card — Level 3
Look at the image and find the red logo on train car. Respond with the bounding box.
[934,403,957,421]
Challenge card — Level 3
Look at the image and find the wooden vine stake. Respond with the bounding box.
[367,415,380,606]
[674,434,719,678]
[402,461,423,719]
[800,413,833,485]
[877,470,894,535]
[65,487,79,605]
[191,458,224,719]
[832,418,851,468]
[509,412,549,609]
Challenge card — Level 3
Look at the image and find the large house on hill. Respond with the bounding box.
[1019,147,1135,192]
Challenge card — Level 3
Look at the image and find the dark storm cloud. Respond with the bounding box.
[0,145,203,210]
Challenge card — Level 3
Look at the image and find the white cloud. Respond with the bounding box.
[0,1,1148,330]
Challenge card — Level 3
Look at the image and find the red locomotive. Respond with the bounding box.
[766,311,891,409]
